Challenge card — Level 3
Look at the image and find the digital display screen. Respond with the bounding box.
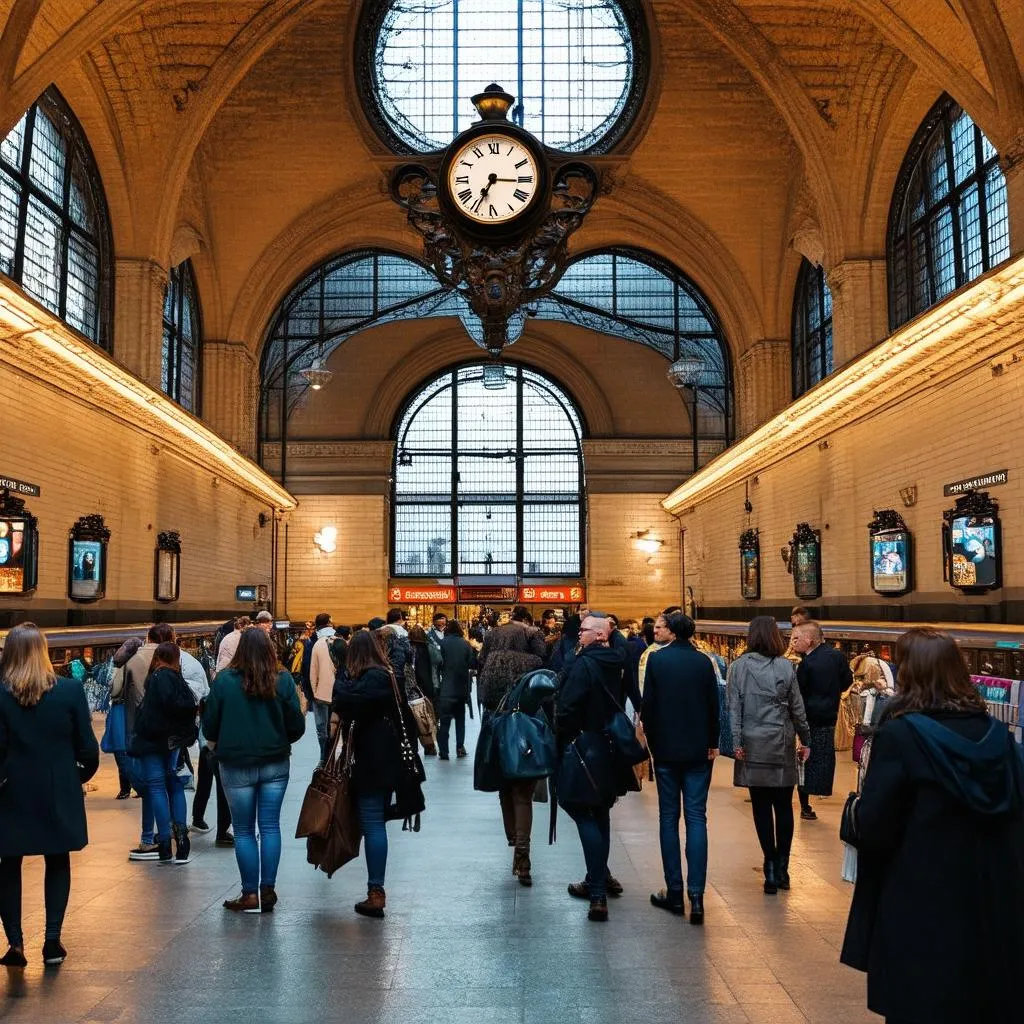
[740,548,759,599]
[950,516,998,589]
[0,519,27,593]
[872,530,909,593]
[156,549,178,602]
[70,539,104,600]
[236,585,257,602]
[793,539,820,599]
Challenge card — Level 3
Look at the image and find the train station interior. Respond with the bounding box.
[1,1,1023,1022]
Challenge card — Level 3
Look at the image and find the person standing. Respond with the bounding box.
[308,613,338,763]
[641,612,720,924]
[0,624,99,967]
[108,637,142,799]
[437,621,475,759]
[841,628,1024,1024]
[791,621,851,820]
[727,616,811,894]
[215,616,251,674]
[202,628,305,914]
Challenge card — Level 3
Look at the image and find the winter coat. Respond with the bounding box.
[332,667,409,795]
[438,635,475,710]
[841,710,1024,1023]
[796,643,851,727]
[0,678,99,856]
[379,626,413,688]
[410,641,437,704]
[727,652,810,788]
[477,621,546,710]
[641,640,720,763]
[128,667,198,757]
[310,628,338,704]
[122,643,157,741]
[215,628,243,673]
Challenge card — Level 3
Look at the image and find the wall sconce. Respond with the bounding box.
[633,529,664,555]
[314,526,338,553]
[899,486,917,508]
[780,545,791,565]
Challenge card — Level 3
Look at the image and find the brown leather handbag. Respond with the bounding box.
[303,723,362,878]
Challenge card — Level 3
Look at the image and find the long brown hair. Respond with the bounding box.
[746,615,785,658]
[1,623,56,707]
[891,627,985,717]
[148,642,181,675]
[347,629,390,678]
[229,627,278,699]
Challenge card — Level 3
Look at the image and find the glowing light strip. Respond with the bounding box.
[662,257,1024,514]
[0,284,296,510]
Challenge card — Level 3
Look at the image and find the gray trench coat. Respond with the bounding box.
[727,652,810,788]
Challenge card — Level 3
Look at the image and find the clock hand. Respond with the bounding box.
[479,172,499,199]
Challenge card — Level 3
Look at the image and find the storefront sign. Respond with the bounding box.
[458,585,517,602]
[943,469,1008,497]
[235,585,258,602]
[517,585,586,603]
[388,585,457,603]
[0,475,40,497]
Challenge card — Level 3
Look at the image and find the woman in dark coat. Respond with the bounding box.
[331,630,423,919]
[437,621,475,760]
[0,623,99,967]
[841,628,1024,1024]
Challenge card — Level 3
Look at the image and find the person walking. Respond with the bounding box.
[641,612,720,924]
[727,616,811,894]
[477,605,546,885]
[331,630,423,918]
[202,628,305,913]
[308,613,338,763]
[841,628,1024,1024]
[0,624,99,968]
[791,621,851,819]
[437,620,475,759]
[127,643,199,865]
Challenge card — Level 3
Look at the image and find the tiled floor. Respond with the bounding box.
[1,715,875,1023]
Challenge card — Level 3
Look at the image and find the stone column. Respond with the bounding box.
[736,338,789,437]
[113,257,167,391]
[202,340,259,458]
[1002,146,1024,257]
[827,258,888,369]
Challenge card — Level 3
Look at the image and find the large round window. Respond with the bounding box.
[357,0,647,154]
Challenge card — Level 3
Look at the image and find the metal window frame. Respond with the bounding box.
[161,258,203,414]
[791,258,833,399]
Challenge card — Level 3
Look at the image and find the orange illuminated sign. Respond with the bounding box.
[388,585,457,603]
[518,585,586,603]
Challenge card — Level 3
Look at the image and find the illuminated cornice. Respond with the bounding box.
[662,256,1024,516]
[0,279,296,511]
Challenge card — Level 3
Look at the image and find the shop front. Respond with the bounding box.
[388,582,587,628]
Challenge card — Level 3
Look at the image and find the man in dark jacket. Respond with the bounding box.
[792,621,852,819]
[640,612,719,923]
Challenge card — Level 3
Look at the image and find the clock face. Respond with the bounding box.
[446,134,540,225]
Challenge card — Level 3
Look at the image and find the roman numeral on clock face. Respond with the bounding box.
[518,175,533,183]
[515,158,529,169]
[472,147,484,159]
[513,189,529,202]
[488,142,500,155]
[458,188,473,204]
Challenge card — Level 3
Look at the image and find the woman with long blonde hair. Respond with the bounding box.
[0,623,99,967]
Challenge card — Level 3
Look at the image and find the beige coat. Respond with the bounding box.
[216,629,242,673]
[310,634,337,704]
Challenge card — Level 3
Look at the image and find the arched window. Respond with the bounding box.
[791,259,832,397]
[393,364,584,577]
[162,260,202,413]
[888,95,1010,329]
[358,0,648,154]
[0,88,113,349]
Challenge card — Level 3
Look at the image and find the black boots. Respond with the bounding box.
[776,854,791,890]
[512,847,532,887]
[763,858,778,894]
[688,892,704,925]
[650,889,684,915]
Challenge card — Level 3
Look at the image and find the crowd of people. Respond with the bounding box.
[0,604,1022,1022]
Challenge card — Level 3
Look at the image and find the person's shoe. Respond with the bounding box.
[223,892,261,913]
[172,824,192,864]
[190,819,212,834]
[128,842,160,861]
[41,940,66,965]
[131,791,141,798]
[570,875,623,900]
[215,832,235,848]
[260,886,278,914]
[688,892,705,925]
[587,898,608,922]
[157,839,173,864]
[513,848,532,887]
[776,855,791,890]
[606,874,624,898]
[0,946,26,967]
[567,881,590,900]
[115,789,131,800]
[438,752,450,760]
[763,859,779,895]
[456,746,468,758]
[800,807,817,821]
[649,888,684,915]
[354,887,386,918]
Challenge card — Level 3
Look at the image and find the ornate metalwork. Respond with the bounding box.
[867,509,907,533]
[739,529,759,552]
[0,489,27,517]
[69,514,110,542]
[943,489,999,522]
[157,530,182,553]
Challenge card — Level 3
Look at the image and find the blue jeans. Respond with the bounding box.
[138,750,187,843]
[655,760,713,895]
[437,705,466,756]
[219,759,290,894]
[568,804,611,900]
[357,791,389,889]
[312,701,331,762]
[126,757,155,843]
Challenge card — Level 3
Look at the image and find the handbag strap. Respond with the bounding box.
[386,667,420,775]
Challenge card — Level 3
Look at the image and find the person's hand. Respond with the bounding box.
[708,748,719,761]
[734,746,745,761]
[798,745,811,763]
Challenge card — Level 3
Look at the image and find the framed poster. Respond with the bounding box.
[68,514,110,602]
[944,490,1001,593]
[0,490,39,595]
[154,531,181,602]
[739,529,760,600]
[868,510,912,596]
[790,522,821,601]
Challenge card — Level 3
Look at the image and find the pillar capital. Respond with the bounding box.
[1000,140,1024,256]
[736,338,789,437]
[826,258,888,369]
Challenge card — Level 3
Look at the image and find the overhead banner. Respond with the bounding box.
[518,585,586,603]
[388,585,457,603]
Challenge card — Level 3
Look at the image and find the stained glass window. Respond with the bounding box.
[162,260,202,413]
[361,0,645,154]
[0,88,112,349]
[889,95,1009,329]
[791,259,833,398]
[393,364,584,577]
